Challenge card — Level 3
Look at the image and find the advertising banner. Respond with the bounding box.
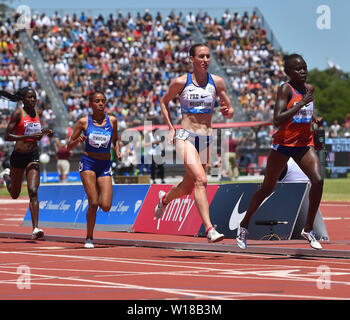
[22,184,150,231]
[132,185,219,236]
[199,182,328,240]
[40,172,81,183]
[291,183,329,240]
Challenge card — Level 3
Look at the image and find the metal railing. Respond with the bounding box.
[18,30,69,138]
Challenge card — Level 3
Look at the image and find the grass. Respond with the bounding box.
[220,178,350,202]
[0,186,28,197]
[0,178,349,201]
[322,178,350,202]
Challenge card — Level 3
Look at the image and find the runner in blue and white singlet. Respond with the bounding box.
[177,72,217,152]
[180,72,216,115]
[155,44,234,244]
[67,91,121,248]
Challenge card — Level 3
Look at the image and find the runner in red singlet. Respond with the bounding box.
[236,54,324,250]
[0,88,53,240]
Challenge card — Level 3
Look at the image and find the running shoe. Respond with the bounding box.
[301,229,322,250]
[236,226,249,249]
[84,238,94,249]
[206,227,224,243]
[32,228,44,240]
[0,168,10,182]
[154,190,167,219]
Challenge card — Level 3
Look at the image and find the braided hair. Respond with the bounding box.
[0,87,33,102]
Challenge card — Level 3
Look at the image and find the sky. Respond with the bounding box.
[9,0,350,72]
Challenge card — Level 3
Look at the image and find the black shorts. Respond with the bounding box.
[272,144,310,159]
[10,149,40,169]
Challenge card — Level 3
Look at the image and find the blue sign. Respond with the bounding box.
[200,183,310,240]
[22,184,150,231]
[40,172,81,183]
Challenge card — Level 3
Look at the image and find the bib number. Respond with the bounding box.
[88,133,111,148]
[24,122,42,135]
[176,129,190,141]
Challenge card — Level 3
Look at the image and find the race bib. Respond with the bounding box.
[176,129,190,141]
[24,122,42,135]
[292,101,314,124]
[88,132,111,148]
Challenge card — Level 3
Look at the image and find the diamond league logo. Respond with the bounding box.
[75,199,89,212]
[134,200,142,213]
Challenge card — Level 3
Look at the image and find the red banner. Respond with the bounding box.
[132,184,219,235]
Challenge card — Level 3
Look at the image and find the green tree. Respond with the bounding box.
[308,68,350,126]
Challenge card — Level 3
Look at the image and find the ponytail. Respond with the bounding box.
[0,90,21,102]
[0,87,32,102]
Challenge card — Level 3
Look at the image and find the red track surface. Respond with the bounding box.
[0,197,349,301]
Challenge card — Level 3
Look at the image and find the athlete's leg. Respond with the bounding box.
[6,166,25,199]
[96,175,113,212]
[294,147,323,232]
[80,171,99,240]
[240,150,289,229]
[165,139,212,231]
[26,162,41,230]
[163,170,195,203]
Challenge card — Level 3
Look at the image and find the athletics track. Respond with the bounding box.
[0,197,349,302]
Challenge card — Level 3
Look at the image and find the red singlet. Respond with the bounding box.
[273,83,314,147]
[13,107,42,142]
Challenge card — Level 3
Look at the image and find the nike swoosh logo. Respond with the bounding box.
[104,169,112,175]
[201,94,210,98]
[229,192,275,230]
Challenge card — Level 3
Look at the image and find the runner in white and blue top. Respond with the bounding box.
[179,72,216,115]
[177,72,217,152]
[155,43,234,244]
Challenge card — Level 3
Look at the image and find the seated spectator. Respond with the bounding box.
[56,139,72,183]
[343,113,350,129]
[330,120,341,137]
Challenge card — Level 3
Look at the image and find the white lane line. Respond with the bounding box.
[0,200,29,204]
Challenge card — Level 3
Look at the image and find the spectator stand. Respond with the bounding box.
[4,7,348,181]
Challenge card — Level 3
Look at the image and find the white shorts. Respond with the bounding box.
[57,159,70,175]
[176,129,212,153]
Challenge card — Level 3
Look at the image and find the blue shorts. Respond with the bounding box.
[79,154,112,178]
[272,144,310,159]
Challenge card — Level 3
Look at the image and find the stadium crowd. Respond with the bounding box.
[29,9,194,129]
[198,10,285,123]
[0,9,349,177]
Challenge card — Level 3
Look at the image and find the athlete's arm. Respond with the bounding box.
[212,75,234,119]
[41,128,54,137]
[273,83,314,127]
[110,115,122,161]
[160,75,186,144]
[67,117,87,151]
